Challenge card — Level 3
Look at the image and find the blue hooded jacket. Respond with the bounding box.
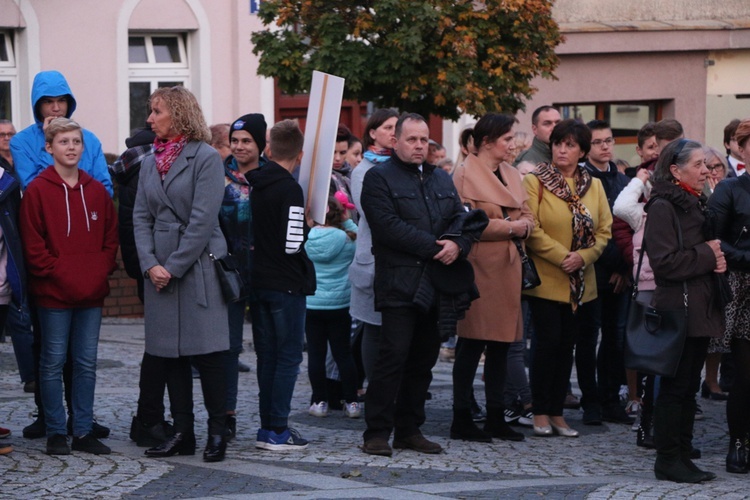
[9,70,113,196]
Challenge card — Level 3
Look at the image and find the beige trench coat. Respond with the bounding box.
[452,155,534,343]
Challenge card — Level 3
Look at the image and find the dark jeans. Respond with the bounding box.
[250,289,306,429]
[137,352,168,426]
[454,337,510,410]
[305,307,358,404]
[153,351,228,436]
[7,301,34,383]
[504,298,532,408]
[657,337,709,407]
[528,297,579,416]
[363,306,441,441]
[728,338,750,438]
[227,299,251,412]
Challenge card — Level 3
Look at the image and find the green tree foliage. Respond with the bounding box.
[252,0,562,120]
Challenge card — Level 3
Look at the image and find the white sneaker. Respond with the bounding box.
[344,402,361,418]
[309,401,328,417]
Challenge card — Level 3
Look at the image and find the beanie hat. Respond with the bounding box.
[230,114,267,152]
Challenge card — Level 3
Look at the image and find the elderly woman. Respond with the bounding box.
[450,114,534,442]
[703,146,729,197]
[133,86,229,462]
[708,119,750,473]
[644,139,725,483]
[522,119,611,438]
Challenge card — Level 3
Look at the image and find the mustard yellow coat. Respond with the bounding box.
[453,155,534,343]
[521,172,612,305]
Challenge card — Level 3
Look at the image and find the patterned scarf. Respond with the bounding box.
[363,146,392,165]
[533,162,596,311]
[153,135,187,181]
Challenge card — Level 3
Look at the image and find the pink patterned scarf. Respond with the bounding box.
[153,135,187,180]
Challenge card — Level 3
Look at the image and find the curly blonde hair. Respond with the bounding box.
[149,86,210,142]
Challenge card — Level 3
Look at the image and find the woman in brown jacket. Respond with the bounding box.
[450,114,534,442]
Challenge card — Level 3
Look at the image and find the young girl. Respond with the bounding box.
[305,193,360,418]
[20,118,118,456]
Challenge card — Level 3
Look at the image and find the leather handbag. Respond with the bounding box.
[502,208,540,290]
[624,203,687,378]
[210,253,247,303]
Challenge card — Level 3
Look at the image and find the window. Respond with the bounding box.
[0,31,18,122]
[557,101,664,164]
[128,34,189,132]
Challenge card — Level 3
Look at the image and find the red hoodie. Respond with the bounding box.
[20,166,118,308]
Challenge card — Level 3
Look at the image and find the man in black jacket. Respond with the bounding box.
[360,113,475,457]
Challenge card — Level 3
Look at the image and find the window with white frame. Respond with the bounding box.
[128,33,190,132]
[0,31,18,122]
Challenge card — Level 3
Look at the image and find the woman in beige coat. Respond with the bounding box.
[450,114,534,443]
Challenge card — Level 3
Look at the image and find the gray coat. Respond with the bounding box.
[133,141,229,357]
[348,158,381,325]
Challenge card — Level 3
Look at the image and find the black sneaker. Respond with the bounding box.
[46,434,70,455]
[23,416,46,439]
[582,405,603,426]
[72,434,111,455]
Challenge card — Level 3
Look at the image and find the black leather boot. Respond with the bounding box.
[145,430,196,457]
[680,401,715,481]
[203,434,227,462]
[450,408,492,442]
[483,406,524,441]
[653,403,705,483]
[636,412,654,449]
[726,436,749,474]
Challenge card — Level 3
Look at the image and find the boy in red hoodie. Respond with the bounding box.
[20,118,118,456]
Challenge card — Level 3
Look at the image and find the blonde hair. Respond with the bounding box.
[44,117,83,143]
[269,119,304,161]
[149,86,210,142]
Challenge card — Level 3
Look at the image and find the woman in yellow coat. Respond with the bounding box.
[522,119,611,438]
[450,114,535,443]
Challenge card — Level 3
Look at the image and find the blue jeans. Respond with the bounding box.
[226,299,249,412]
[249,289,305,429]
[38,307,102,437]
[8,300,35,383]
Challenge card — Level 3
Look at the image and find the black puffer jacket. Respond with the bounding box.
[708,175,750,271]
[360,154,478,309]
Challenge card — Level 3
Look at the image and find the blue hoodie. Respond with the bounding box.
[305,219,357,310]
[9,70,113,196]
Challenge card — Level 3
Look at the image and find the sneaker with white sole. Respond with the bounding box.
[517,408,534,427]
[309,401,328,418]
[504,407,521,424]
[256,427,308,451]
[344,402,361,418]
[625,400,641,431]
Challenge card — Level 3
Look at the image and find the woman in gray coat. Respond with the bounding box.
[133,86,229,462]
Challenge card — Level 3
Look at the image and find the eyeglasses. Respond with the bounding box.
[591,138,615,147]
[0,132,15,139]
[707,163,725,173]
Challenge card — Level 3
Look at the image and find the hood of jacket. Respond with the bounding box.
[305,226,349,263]
[247,160,293,190]
[36,166,96,236]
[645,180,705,214]
[31,71,77,124]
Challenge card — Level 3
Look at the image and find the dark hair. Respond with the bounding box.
[654,119,683,142]
[586,119,610,132]
[348,134,362,149]
[724,118,741,152]
[326,196,357,241]
[637,122,656,148]
[549,119,592,155]
[362,108,399,149]
[336,124,352,144]
[472,113,517,149]
[460,128,474,150]
[734,119,750,149]
[531,105,557,126]
[395,113,428,138]
[652,139,703,183]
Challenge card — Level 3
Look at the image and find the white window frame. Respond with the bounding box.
[0,30,20,123]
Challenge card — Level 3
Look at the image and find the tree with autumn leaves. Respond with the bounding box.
[252,0,562,120]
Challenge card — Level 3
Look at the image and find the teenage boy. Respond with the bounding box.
[19,118,118,456]
[248,119,315,450]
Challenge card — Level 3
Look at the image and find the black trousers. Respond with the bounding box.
[363,306,441,441]
[149,351,228,436]
[305,308,358,404]
[656,337,708,408]
[528,297,579,416]
[727,338,750,438]
[453,337,510,410]
[137,352,168,426]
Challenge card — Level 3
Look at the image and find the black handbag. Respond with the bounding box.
[502,208,541,290]
[624,203,687,378]
[209,253,247,303]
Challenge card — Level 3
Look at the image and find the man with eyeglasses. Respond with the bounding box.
[574,119,633,427]
[0,120,16,178]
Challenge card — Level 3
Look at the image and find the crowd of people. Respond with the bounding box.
[0,70,749,484]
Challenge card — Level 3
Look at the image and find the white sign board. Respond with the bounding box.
[298,70,345,225]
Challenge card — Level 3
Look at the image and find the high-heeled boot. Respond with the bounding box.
[144,430,196,457]
[726,436,748,474]
[450,408,492,442]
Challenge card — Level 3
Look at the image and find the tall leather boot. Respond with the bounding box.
[726,436,749,474]
[636,408,654,449]
[653,403,704,483]
[679,400,715,481]
[450,407,492,442]
[483,406,524,441]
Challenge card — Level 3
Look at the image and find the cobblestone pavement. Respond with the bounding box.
[0,320,747,499]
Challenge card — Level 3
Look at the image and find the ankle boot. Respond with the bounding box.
[203,434,227,462]
[653,403,704,483]
[679,401,715,481]
[726,436,749,474]
[450,408,492,442]
[636,412,654,449]
[483,406,524,441]
[145,430,196,457]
